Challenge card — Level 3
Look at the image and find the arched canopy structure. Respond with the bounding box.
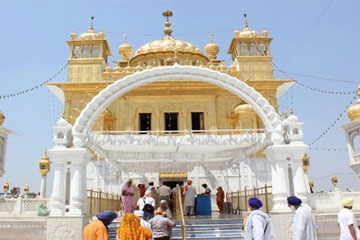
[72,64,283,147]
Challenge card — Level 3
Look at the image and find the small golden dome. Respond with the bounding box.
[347,100,360,120]
[70,31,77,40]
[104,64,112,72]
[234,29,240,37]
[239,14,260,38]
[233,103,255,113]
[135,63,144,72]
[0,110,5,126]
[262,28,269,38]
[98,30,105,39]
[205,33,219,60]
[79,17,102,40]
[219,62,227,72]
[228,61,237,72]
[131,10,208,67]
[114,65,122,72]
[118,34,133,62]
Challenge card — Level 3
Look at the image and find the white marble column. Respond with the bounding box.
[48,149,66,216]
[40,175,47,198]
[291,157,310,205]
[265,145,291,212]
[68,148,91,216]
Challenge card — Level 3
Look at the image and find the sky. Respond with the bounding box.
[0,0,359,196]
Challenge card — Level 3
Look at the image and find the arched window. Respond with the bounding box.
[92,45,100,58]
[83,46,90,58]
[353,135,360,154]
[293,128,299,135]
[240,43,249,56]
[73,46,81,58]
[249,43,257,56]
[259,43,267,56]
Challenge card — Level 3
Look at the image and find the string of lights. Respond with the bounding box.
[309,95,357,146]
[309,146,348,152]
[0,63,68,100]
[273,63,357,96]
[312,172,355,180]
[273,69,360,85]
[105,29,233,37]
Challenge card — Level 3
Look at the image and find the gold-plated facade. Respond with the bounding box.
[49,11,292,163]
[39,150,51,176]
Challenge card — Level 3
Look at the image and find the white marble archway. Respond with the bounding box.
[72,64,284,147]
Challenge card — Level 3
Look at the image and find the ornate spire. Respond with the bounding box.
[90,16,94,30]
[0,110,4,126]
[244,13,249,28]
[162,9,173,37]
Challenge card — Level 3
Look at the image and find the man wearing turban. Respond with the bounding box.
[184,180,197,216]
[245,197,271,240]
[83,210,118,240]
[287,196,316,240]
[338,198,360,239]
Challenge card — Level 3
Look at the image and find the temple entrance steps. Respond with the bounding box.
[108,215,244,240]
[172,216,244,240]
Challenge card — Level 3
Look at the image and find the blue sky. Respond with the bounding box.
[0,0,359,195]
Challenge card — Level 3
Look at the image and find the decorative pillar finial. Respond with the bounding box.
[244,13,248,28]
[90,16,94,30]
[162,9,173,36]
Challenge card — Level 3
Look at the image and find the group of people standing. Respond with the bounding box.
[245,196,360,240]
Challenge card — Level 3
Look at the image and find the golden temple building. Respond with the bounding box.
[48,11,292,193]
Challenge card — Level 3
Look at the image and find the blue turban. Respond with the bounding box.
[248,197,263,209]
[287,196,302,206]
[96,210,118,223]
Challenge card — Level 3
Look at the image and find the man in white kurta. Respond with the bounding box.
[287,196,317,240]
[184,180,197,216]
[245,197,271,240]
[338,198,360,240]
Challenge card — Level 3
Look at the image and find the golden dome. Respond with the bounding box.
[239,14,260,38]
[262,28,269,38]
[347,86,360,120]
[347,100,360,120]
[131,10,208,67]
[70,31,77,40]
[104,64,112,72]
[234,29,240,37]
[118,34,133,62]
[228,61,237,72]
[233,103,255,113]
[205,33,219,60]
[79,17,103,40]
[0,110,4,126]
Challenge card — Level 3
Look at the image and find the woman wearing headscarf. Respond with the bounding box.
[83,210,117,240]
[122,179,135,213]
[117,213,152,240]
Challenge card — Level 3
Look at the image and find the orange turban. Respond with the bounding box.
[187,180,192,185]
[154,209,164,215]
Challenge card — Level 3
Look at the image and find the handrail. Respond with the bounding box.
[176,186,187,240]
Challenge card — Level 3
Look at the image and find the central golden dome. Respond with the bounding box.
[129,10,209,67]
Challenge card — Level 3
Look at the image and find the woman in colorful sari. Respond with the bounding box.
[122,179,135,213]
[117,213,152,240]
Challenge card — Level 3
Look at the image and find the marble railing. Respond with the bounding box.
[0,198,48,217]
[308,190,360,213]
